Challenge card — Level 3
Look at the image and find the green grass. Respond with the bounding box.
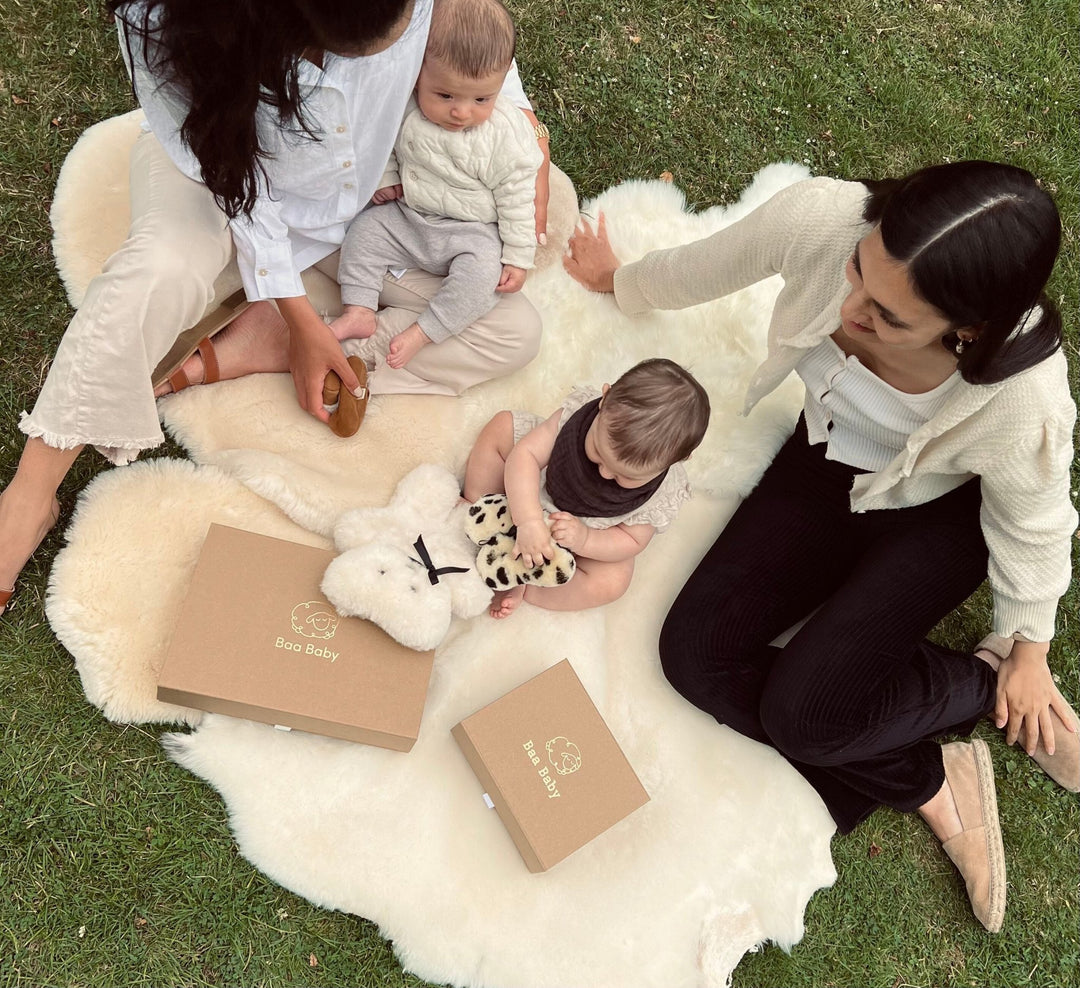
[1,1,1077,985]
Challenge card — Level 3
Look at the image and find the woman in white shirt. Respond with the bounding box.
[564,160,1077,933]
[0,0,550,617]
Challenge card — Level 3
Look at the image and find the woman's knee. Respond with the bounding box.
[494,293,541,367]
[658,604,712,700]
[758,682,851,765]
[119,220,231,290]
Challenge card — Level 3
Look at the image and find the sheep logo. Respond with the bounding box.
[545,736,582,776]
[290,601,339,640]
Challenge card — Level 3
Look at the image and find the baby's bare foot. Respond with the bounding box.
[489,585,525,619]
[154,300,289,396]
[330,305,378,342]
[387,324,431,369]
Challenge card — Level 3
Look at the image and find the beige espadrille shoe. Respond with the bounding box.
[940,740,1006,933]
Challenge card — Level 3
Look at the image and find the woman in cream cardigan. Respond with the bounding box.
[564,160,1077,933]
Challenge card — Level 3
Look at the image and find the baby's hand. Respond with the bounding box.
[496,264,527,294]
[548,511,588,553]
[512,518,555,570]
[372,184,404,204]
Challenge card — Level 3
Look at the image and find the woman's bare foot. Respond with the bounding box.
[330,305,378,342]
[0,488,61,615]
[387,323,431,369]
[154,300,291,396]
[489,585,525,619]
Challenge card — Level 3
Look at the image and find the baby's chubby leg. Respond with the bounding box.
[524,556,635,612]
[462,410,516,502]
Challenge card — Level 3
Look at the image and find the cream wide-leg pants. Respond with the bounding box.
[22,131,542,464]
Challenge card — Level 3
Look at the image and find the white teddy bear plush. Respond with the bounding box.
[323,482,576,649]
[320,464,493,651]
[221,452,576,651]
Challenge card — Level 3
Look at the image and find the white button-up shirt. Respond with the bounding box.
[116,0,530,300]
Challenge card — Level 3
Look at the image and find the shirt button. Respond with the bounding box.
[344,182,355,190]
[342,160,352,168]
[336,125,347,133]
[408,141,415,151]
[258,268,268,277]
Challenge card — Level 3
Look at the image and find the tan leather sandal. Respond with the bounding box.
[165,335,220,393]
[151,288,251,394]
[321,356,369,438]
[976,633,1080,793]
[940,739,1006,933]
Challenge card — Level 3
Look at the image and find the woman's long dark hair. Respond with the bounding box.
[108,0,411,219]
[862,160,1062,385]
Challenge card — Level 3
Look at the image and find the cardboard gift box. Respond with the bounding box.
[452,659,650,872]
[157,524,434,750]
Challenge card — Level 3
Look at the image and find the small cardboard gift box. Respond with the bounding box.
[452,659,650,872]
[157,524,434,750]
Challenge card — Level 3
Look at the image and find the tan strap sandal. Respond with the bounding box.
[151,289,251,393]
[165,335,221,393]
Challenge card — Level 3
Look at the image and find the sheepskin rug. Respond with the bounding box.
[46,123,836,988]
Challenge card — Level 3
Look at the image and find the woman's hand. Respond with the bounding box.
[512,517,555,570]
[994,640,1075,756]
[548,511,588,553]
[277,296,361,424]
[563,213,619,292]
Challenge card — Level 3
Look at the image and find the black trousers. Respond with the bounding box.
[659,417,997,833]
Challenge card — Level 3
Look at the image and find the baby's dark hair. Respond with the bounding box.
[426,0,516,78]
[600,359,710,469]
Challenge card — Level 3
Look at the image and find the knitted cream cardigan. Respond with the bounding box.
[614,177,1077,641]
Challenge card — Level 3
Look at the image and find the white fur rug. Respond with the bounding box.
[46,163,836,987]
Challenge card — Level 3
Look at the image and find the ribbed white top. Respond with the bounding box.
[797,337,960,471]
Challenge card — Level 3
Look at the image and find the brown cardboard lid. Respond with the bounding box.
[452,659,649,871]
[157,524,434,749]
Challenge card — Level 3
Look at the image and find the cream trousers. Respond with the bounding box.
[22,131,542,465]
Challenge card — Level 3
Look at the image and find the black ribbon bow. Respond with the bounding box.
[411,534,471,586]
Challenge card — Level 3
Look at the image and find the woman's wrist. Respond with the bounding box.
[276,296,324,336]
[1005,639,1051,666]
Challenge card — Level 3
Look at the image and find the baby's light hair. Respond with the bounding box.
[600,359,711,469]
[426,0,516,78]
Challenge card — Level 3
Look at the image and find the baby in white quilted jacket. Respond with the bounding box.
[331,0,544,371]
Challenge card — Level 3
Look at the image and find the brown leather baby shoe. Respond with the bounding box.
[976,634,1080,793]
[940,740,1006,933]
